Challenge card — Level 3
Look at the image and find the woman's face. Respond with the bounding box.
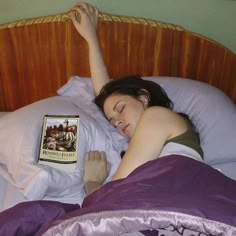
[103,94,147,138]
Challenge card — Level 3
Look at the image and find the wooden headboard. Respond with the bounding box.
[0,12,235,111]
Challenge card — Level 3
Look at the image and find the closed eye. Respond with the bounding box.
[119,105,125,113]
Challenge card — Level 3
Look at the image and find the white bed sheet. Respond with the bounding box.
[0,162,86,212]
[0,164,28,212]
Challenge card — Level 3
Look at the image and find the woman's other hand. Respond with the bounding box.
[83,151,110,186]
[70,2,99,44]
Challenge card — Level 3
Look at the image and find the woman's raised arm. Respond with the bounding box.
[70,2,110,95]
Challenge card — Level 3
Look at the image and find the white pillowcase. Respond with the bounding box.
[0,94,127,203]
[61,76,236,180]
[0,96,80,200]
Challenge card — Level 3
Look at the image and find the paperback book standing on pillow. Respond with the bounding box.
[38,115,80,173]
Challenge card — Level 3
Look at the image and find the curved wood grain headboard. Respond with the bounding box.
[0,12,235,111]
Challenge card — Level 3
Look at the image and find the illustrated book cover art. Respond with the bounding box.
[38,115,80,173]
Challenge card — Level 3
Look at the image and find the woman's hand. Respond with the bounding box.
[83,151,111,194]
[70,2,99,44]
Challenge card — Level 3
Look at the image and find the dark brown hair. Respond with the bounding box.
[94,76,173,112]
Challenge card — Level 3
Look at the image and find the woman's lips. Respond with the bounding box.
[122,124,130,134]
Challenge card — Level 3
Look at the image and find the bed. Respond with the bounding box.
[0,10,236,236]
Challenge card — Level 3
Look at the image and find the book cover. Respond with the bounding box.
[38,115,80,173]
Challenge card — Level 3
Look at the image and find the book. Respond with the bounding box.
[38,115,80,173]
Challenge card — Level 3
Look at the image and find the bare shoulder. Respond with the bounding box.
[138,106,188,137]
[142,106,181,123]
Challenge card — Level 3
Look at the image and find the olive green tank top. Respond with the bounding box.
[165,126,204,159]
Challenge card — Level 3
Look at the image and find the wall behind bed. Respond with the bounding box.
[0,0,235,54]
[0,0,235,111]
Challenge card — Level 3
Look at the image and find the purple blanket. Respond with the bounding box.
[1,155,236,236]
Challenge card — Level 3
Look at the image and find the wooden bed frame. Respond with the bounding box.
[0,12,235,111]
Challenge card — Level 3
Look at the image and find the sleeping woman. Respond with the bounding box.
[70,2,203,195]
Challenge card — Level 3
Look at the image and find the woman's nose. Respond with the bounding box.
[114,119,123,128]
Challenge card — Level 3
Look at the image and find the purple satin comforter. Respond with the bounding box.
[1,155,236,236]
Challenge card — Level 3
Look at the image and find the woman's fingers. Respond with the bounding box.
[84,150,110,184]
[85,151,110,170]
[85,152,91,161]
[100,151,106,161]
[87,3,94,14]
[94,151,101,161]
[94,7,99,17]
[72,3,99,14]
[71,3,97,16]
[70,2,99,35]
[73,2,88,11]
[69,10,80,24]
[86,151,105,161]
[70,5,85,24]
[69,7,84,25]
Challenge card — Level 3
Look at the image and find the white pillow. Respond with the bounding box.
[0,96,79,200]
[0,95,127,203]
[61,76,236,180]
[144,77,236,161]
